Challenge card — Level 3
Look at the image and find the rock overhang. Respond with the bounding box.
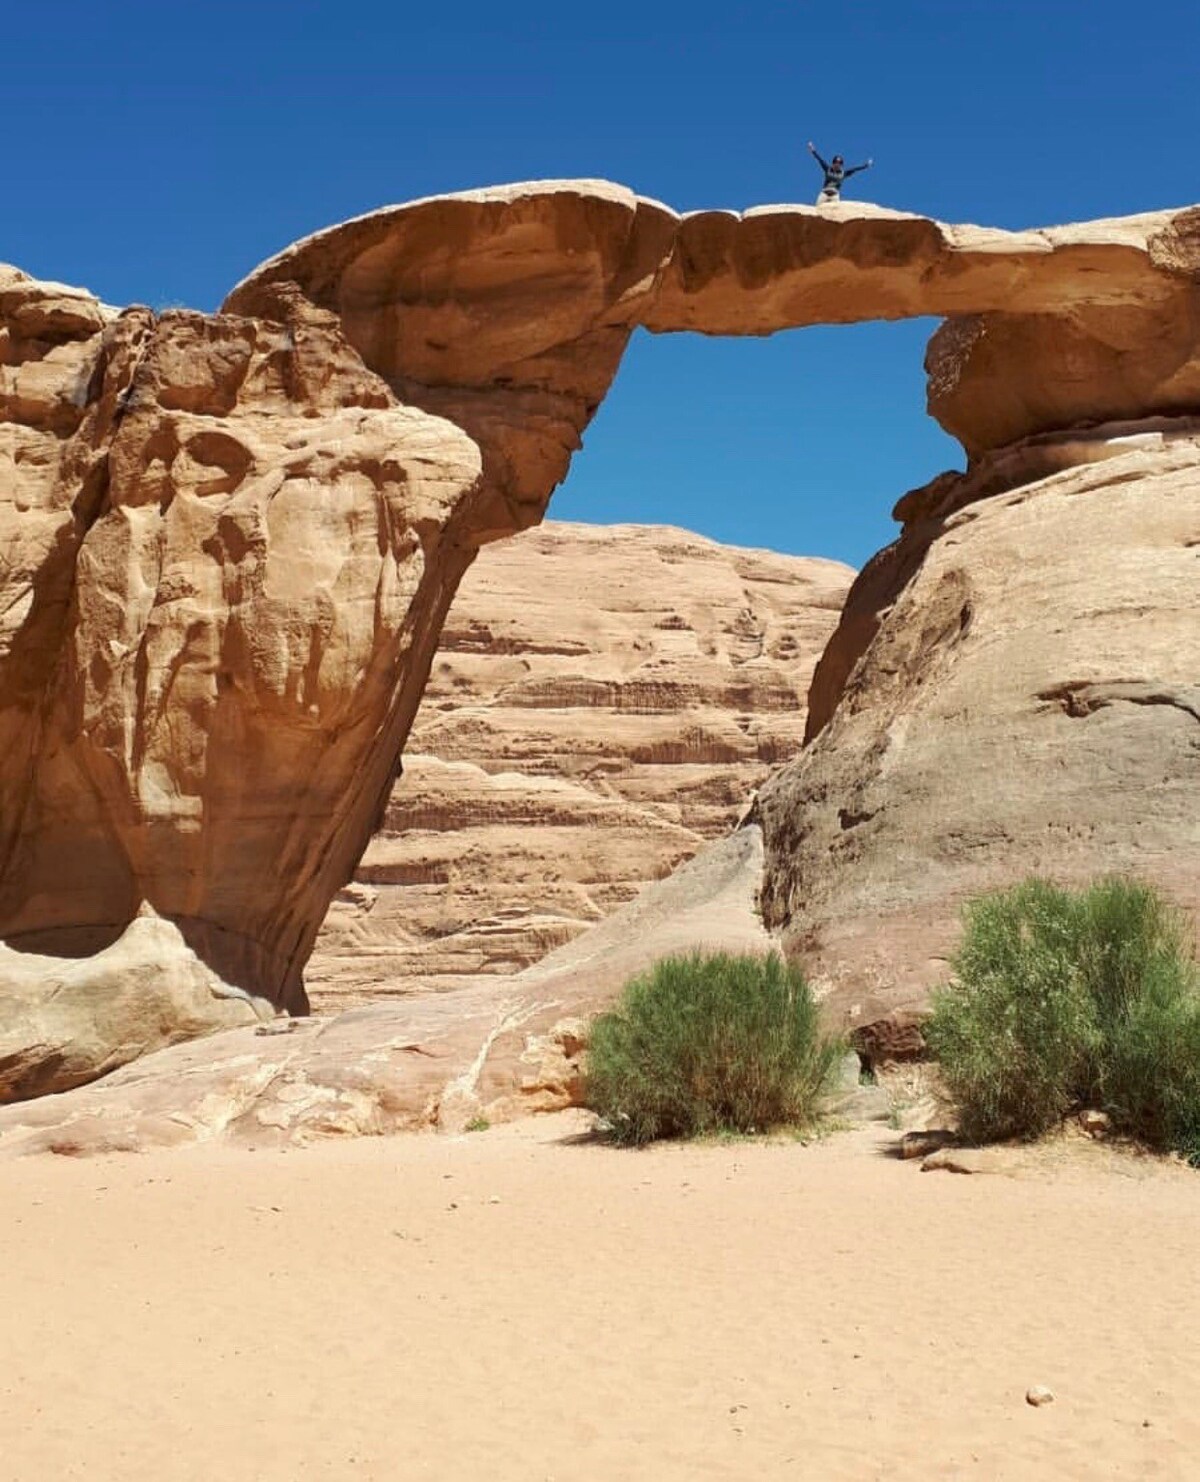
[224,180,1200,333]
[222,179,1200,491]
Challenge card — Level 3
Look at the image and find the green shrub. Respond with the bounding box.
[1102,963,1200,1165]
[584,951,841,1146]
[926,876,1200,1157]
[1076,876,1194,1033]
[925,879,1101,1141]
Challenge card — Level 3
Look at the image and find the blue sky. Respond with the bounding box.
[6,0,1198,567]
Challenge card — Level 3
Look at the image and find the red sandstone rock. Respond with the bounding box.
[226,186,1200,464]
[1,268,485,1052]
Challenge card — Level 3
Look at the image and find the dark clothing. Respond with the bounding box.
[809,147,871,197]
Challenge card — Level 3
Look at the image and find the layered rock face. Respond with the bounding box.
[758,422,1200,1034]
[308,522,851,1007]
[3,180,1200,1105]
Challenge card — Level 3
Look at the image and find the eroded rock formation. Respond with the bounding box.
[0,826,770,1153]
[3,180,1199,1106]
[0,263,488,1059]
[309,521,851,1008]
[759,420,1200,1036]
[0,907,272,1101]
[225,185,1200,472]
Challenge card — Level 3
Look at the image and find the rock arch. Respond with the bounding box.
[224,180,1200,521]
[1,182,1198,1099]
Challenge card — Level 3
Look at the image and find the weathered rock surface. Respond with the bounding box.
[758,422,1200,1035]
[927,208,1200,455]
[0,908,272,1102]
[921,1146,1003,1176]
[1,263,486,1047]
[4,180,1200,1104]
[308,521,850,1008]
[0,826,769,1155]
[226,184,1200,464]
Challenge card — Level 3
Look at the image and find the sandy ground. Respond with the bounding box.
[2,1113,1198,1482]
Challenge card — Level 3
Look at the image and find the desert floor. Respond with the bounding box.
[2,1112,1198,1482]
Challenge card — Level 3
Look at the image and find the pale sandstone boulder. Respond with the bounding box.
[309,521,851,1008]
[758,425,1200,1035]
[0,908,272,1102]
[0,827,768,1155]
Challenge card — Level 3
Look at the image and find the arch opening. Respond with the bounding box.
[553,319,964,568]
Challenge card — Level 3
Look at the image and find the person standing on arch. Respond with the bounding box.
[808,142,873,205]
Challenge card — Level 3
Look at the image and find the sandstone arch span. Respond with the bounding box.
[224,180,1200,515]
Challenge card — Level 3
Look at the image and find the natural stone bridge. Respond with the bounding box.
[226,181,1200,505]
[2,180,1198,1102]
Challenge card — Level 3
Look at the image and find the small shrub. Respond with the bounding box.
[925,880,1101,1141]
[926,875,1200,1156]
[464,1116,490,1133]
[1102,962,1200,1165]
[584,951,841,1146]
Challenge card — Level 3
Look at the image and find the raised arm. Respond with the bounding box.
[844,158,874,178]
[807,141,829,171]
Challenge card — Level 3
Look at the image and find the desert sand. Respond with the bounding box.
[3,1114,1197,1482]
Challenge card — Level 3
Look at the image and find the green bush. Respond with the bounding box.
[1102,965,1200,1165]
[926,876,1200,1157]
[584,951,841,1146]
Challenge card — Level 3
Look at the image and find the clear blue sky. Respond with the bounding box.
[7,0,1198,567]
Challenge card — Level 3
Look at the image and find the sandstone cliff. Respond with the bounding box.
[0,266,485,1031]
[758,421,1200,1037]
[3,180,1199,1107]
[308,521,851,1008]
